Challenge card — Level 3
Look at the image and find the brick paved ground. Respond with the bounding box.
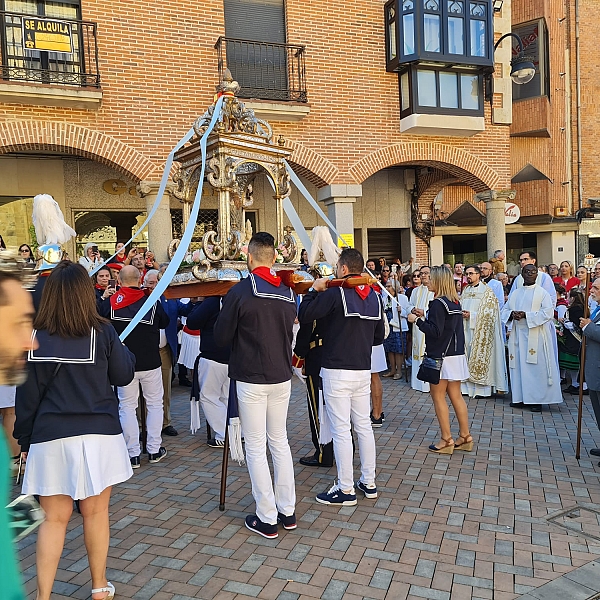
[14,378,600,600]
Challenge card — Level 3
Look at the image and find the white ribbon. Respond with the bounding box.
[118,96,225,341]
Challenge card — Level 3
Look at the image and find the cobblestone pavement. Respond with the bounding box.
[14,377,600,600]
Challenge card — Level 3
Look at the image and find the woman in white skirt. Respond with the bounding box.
[407,266,473,455]
[14,262,136,600]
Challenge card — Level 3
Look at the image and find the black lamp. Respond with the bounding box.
[485,32,536,103]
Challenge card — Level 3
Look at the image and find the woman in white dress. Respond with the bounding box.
[407,266,472,455]
[14,262,136,600]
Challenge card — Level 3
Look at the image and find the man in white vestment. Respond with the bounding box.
[460,266,508,398]
[409,265,434,392]
[502,264,563,412]
[509,251,557,306]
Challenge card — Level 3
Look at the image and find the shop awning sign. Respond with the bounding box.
[22,18,73,54]
[505,203,520,224]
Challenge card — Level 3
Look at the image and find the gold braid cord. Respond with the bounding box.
[464,285,499,385]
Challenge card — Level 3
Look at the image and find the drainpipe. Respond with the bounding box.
[575,0,583,213]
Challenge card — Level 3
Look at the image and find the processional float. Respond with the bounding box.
[163,69,314,299]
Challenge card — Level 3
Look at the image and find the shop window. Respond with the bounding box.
[512,19,549,101]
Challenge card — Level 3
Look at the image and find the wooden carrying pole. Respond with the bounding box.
[576,272,592,459]
[219,418,230,511]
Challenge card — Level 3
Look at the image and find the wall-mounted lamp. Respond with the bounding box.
[484,32,536,105]
[493,0,504,12]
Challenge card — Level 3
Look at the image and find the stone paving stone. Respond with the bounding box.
[14,380,600,599]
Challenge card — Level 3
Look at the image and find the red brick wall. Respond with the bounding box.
[0,1,512,194]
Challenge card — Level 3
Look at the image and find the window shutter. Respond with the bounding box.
[367,229,403,263]
[224,0,286,44]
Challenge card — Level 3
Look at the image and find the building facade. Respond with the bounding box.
[0,0,584,269]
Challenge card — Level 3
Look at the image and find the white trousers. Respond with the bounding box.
[118,367,164,457]
[197,357,229,441]
[236,380,295,525]
[321,368,376,491]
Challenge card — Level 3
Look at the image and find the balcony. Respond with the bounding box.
[0,11,101,109]
[215,36,309,122]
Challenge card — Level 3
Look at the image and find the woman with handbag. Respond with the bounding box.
[407,266,472,455]
[14,261,136,600]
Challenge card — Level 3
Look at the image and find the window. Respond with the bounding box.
[399,66,483,117]
[222,0,293,100]
[385,0,493,71]
[512,19,549,101]
[1,0,99,87]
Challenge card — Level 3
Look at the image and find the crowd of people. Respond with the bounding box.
[4,225,600,599]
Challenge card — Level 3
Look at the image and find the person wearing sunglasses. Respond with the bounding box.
[18,244,35,264]
[405,271,421,300]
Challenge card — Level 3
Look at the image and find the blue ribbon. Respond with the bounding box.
[89,127,197,277]
[284,160,349,249]
[264,175,312,251]
[118,96,225,341]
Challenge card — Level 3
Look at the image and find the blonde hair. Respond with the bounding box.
[560,261,575,278]
[429,266,459,302]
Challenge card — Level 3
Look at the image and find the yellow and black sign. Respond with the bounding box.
[22,18,72,54]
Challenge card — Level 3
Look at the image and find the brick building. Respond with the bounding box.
[0,0,588,269]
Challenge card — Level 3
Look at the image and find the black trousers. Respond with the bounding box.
[589,389,600,433]
[306,374,334,465]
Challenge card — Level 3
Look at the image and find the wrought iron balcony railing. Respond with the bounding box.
[0,11,100,87]
[215,36,307,103]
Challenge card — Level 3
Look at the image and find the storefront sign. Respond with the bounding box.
[505,203,520,224]
[22,18,73,54]
[337,233,354,248]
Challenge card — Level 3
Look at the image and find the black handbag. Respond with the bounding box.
[417,334,454,385]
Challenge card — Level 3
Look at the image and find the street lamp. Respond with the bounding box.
[484,32,535,104]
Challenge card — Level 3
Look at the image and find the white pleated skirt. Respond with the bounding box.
[178,332,201,369]
[371,344,387,374]
[22,433,133,500]
[0,385,16,408]
[440,354,470,382]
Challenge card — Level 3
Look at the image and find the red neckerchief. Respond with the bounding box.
[110,286,145,309]
[95,284,105,291]
[252,266,281,287]
[344,275,371,300]
[115,254,126,263]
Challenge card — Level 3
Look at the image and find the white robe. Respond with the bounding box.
[409,285,434,392]
[509,271,557,307]
[501,284,562,405]
[461,283,508,397]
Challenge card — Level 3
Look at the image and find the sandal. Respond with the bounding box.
[92,582,115,600]
[429,438,454,455]
[455,434,474,452]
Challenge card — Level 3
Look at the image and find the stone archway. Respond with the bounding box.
[0,121,158,182]
[348,142,501,192]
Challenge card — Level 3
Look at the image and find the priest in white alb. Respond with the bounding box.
[460,265,508,398]
[501,264,563,412]
[409,265,434,392]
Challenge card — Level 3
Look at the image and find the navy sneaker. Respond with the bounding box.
[130,456,141,469]
[245,514,278,538]
[316,481,357,506]
[356,480,378,499]
[277,512,297,530]
[148,447,168,463]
